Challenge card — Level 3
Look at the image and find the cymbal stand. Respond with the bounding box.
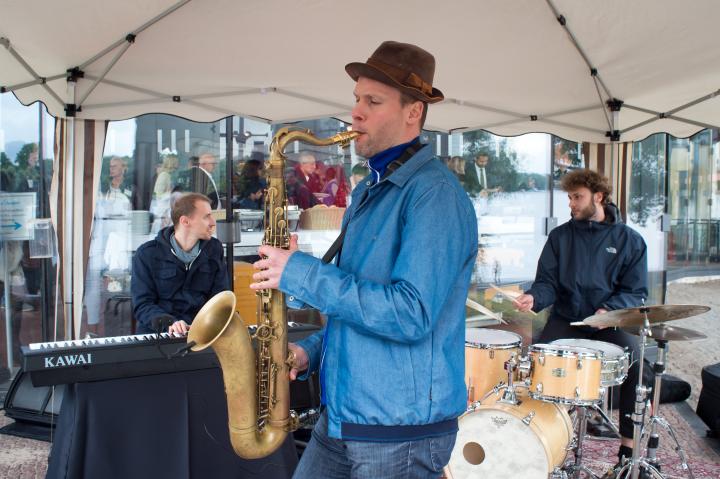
[615,307,662,479]
[589,394,622,439]
[642,339,695,479]
[565,404,601,479]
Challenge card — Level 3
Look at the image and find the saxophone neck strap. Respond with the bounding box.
[321,141,423,265]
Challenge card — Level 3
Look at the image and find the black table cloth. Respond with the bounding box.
[47,367,298,479]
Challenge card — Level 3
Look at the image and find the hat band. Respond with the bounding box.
[365,57,434,96]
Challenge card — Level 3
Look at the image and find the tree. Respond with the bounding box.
[15,142,38,169]
[0,151,17,191]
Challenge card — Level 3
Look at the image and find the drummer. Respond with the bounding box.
[515,169,646,465]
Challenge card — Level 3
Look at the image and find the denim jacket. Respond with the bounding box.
[280,145,478,440]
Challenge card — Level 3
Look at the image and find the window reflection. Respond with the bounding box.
[667,130,719,277]
[0,94,57,382]
[628,134,666,304]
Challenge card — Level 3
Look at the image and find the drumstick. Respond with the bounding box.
[489,284,537,316]
[465,297,507,324]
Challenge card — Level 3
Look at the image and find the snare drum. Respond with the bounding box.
[465,329,522,403]
[528,343,603,405]
[445,390,573,478]
[550,338,630,387]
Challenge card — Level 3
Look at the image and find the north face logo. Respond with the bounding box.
[606,247,617,254]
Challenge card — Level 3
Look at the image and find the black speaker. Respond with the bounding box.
[3,368,64,426]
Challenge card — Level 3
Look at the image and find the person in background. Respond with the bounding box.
[233,155,264,205]
[235,178,266,210]
[132,192,228,335]
[319,167,339,206]
[463,148,499,197]
[447,155,466,184]
[193,153,221,209]
[150,151,179,232]
[249,41,478,478]
[15,144,42,300]
[84,156,134,335]
[349,163,370,191]
[287,151,322,209]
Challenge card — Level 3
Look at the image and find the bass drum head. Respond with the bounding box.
[448,407,555,479]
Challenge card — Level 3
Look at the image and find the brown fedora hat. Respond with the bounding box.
[345,41,444,104]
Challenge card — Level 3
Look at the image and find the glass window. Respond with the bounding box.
[667,130,717,279]
[551,136,584,226]
[459,130,552,344]
[84,114,233,336]
[0,93,58,383]
[628,134,666,304]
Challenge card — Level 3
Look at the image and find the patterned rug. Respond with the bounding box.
[576,403,720,479]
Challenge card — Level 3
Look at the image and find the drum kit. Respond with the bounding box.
[445,303,711,479]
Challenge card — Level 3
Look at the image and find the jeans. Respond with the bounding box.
[539,319,641,439]
[293,411,456,479]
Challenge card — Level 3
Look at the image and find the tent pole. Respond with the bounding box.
[77,40,134,107]
[1,74,66,94]
[78,0,191,71]
[63,80,77,340]
[0,37,64,108]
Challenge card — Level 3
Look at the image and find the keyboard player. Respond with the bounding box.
[132,192,228,335]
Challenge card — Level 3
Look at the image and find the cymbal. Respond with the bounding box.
[571,304,710,328]
[622,323,708,342]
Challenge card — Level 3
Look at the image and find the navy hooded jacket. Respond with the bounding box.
[131,226,228,333]
[526,204,648,322]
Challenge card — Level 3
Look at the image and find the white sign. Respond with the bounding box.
[0,192,37,240]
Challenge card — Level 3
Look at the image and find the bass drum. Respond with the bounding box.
[445,391,573,479]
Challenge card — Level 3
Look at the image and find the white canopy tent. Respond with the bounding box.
[2,0,719,337]
[2,0,720,141]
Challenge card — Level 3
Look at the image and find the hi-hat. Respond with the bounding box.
[571,304,710,328]
[622,323,707,341]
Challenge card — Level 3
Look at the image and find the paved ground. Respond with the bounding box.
[664,279,720,410]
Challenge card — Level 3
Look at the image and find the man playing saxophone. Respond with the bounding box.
[250,41,478,478]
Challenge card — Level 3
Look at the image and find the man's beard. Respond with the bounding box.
[572,202,597,221]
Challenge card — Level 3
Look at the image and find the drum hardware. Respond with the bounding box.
[500,353,522,405]
[611,321,707,479]
[564,405,601,479]
[608,306,696,479]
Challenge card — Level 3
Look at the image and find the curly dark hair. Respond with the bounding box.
[560,169,612,205]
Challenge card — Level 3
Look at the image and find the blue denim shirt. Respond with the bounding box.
[280,144,478,440]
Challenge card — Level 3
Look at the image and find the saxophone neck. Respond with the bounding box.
[270,127,360,162]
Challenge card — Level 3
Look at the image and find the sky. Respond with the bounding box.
[0,94,55,161]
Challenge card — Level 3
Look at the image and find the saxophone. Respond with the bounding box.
[188,127,359,459]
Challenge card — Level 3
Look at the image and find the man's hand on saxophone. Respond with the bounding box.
[250,234,299,290]
[288,342,309,380]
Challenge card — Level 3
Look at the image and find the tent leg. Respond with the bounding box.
[63,81,76,340]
